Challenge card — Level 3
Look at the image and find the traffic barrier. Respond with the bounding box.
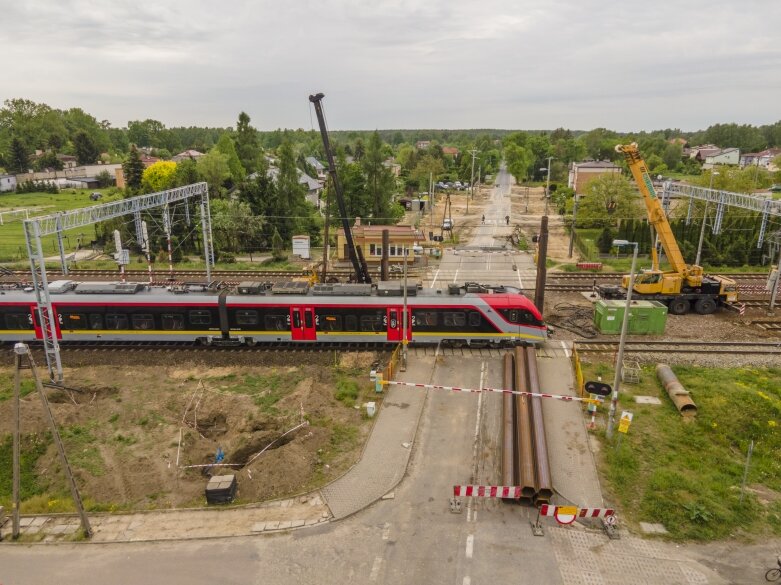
[453,485,523,498]
[576,262,603,270]
[539,504,615,521]
[381,380,600,404]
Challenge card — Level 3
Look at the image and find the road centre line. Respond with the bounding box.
[369,557,383,581]
[465,534,474,559]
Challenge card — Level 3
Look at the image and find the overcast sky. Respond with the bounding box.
[3,0,780,132]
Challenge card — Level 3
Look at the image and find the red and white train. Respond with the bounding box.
[0,280,547,346]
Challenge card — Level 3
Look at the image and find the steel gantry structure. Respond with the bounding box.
[662,182,781,248]
[23,182,214,382]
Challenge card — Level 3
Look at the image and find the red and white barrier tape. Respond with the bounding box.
[383,379,599,404]
[453,485,523,498]
[539,504,614,519]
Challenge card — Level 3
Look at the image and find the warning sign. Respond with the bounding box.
[553,506,578,525]
[618,411,633,434]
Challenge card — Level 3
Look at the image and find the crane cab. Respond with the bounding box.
[624,271,682,295]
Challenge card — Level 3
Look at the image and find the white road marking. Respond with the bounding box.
[517,265,524,289]
[369,556,383,581]
[487,255,491,271]
[431,267,440,287]
[382,522,391,540]
[463,577,471,585]
[465,534,474,559]
[466,506,472,523]
[560,340,570,358]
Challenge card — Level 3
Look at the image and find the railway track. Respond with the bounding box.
[575,339,781,355]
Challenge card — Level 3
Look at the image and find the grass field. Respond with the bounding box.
[583,360,781,540]
[0,188,122,262]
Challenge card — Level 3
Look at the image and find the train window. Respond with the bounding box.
[468,312,481,327]
[321,315,342,331]
[413,311,437,326]
[188,310,212,326]
[360,313,384,332]
[162,314,185,330]
[344,315,358,331]
[4,313,30,329]
[304,311,313,328]
[443,312,466,327]
[132,314,155,330]
[264,315,287,331]
[88,314,104,330]
[105,314,128,330]
[62,313,87,330]
[235,310,258,326]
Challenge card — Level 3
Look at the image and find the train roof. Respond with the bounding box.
[0,279,534,308]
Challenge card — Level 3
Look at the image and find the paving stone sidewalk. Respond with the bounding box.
[321,356,432,518]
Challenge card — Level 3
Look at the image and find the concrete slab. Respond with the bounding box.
[251,522,266,532]
[640,522,669,534]
[30,517,47,526]
[291,519,305,528]
[635,396,662,405]
[277,521,292,530]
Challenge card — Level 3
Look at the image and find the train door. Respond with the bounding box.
[31,304,61,340]
[30,304,43,339]
[386,307,411,342]
[290,306,316,341]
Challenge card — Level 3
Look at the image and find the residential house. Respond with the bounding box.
[305,156,326,180]
[703,148,740,169]
[383,159,401,177]
[171,149,205,163]
[687,144,721,161]
[249,166,324,209]
[335,219,423,265]
[0,174,17,192]
[140,155,161,168]
[415,140,431,150]
[740,148,781,169]
[567,160,622,194]
[442,146,460,158]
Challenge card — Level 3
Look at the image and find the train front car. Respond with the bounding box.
[476,290,546,346]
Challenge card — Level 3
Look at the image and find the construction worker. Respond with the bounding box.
[505,215,510,226]
[481,214,485,224]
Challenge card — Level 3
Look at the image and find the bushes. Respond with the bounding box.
[15,180,59,194]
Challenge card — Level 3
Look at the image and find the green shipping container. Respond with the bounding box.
[593,300,668,335]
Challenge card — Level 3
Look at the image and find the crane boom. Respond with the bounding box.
[309,93,371,284]
[615,143,694,279]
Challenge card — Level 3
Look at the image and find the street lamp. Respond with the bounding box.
[695,171,719,266]
[606,239,638,439]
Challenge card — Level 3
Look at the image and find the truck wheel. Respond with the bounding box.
[669,298,690,315]
[694,298,717,315]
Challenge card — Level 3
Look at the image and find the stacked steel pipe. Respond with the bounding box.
[500,347,552,504]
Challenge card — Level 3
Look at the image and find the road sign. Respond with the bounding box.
[585,380,612,397]
[553,506,578,525]
[618,411,633,434]
[605,514,617,525]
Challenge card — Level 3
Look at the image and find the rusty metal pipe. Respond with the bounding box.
[514,347,536,500]
[501,353,515,492]
[526,346,553,505]
[656,363,697,417]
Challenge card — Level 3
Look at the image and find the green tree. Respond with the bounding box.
[410,154,445,189]
[662,143,683,170]
[275,140,306,240]
[362,131,395,222]
[597,227,616,253]
[73,130,99,165]
[210,199,262,253]
[142,161,178,192]
[32,150,63,172]
[215,132,246,185]
[174,158,199,187]
[95,170,113,188]
[271,226,286,261]
[235,112,261,174]
[122,145,145,192]
[8,137,29,173]
[504,144,533,183]
[578,174,639,227]
[197,150,230,198]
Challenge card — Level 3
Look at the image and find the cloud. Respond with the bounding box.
[1,0,779,131]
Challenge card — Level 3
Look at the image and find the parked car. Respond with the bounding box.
[90,192,102,201]
[442,218,453,230]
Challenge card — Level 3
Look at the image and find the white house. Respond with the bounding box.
[172,149,205,163]
[0,174,17,192]
[305,156,326,180]
[740,148,781,169]
[703,148,740,169]
[567,160,622,193]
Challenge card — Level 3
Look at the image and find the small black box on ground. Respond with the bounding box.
[205,474,237,504]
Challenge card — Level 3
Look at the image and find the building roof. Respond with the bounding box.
[252,167,322,191]
[744,148,781,158]
[705,148,739,158]
[573,160,621,169]
[442,147,460,156]
[305,156,325,170]
[337,224,422,238]
[173,149,204,158]
[0,174,15,179]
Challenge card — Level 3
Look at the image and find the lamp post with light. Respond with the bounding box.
[606,239,638,439]
[539,159,553,215]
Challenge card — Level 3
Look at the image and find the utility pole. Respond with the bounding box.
[12,343,92,538]
[568,195,579,258]
[770,242,781,314]
[606,241,638,439]
[533,216,549,314]
[401,247,409,371]
[470,149,477,204]
[543,156,553,216]
[141,221,152,285]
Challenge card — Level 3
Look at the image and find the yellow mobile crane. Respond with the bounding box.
[597,143,738,315]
